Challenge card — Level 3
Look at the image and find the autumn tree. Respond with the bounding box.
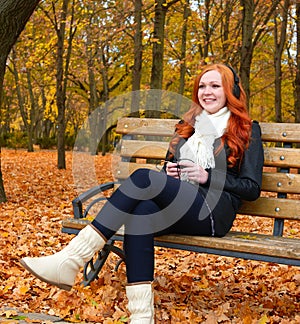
[150,0,180,90]
[240,0,282,104]
[56,0,75,168]
[132,0,143,93]
[295,1,300,123]
[178,0,190,97]
[0,0,41,202]
[220,1,241,65]
[130,0,143,114]
[1,0,300,161]
[38,0,78,168]
[201,0,213,60]
[9,47,38,152]
[70,1,135,152]
[273,0,290,122]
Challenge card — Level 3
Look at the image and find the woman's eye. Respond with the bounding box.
[198,84,221,89]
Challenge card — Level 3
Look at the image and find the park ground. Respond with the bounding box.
[0,149,299,323]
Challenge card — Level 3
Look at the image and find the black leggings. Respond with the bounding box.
[92,168,217,283]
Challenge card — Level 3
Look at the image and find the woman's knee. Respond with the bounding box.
[131,168,151,178]
[130,168,153,188]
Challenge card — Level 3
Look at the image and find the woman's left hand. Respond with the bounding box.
[178,160,209,184]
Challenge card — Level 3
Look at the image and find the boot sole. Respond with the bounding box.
[20,259,72,291]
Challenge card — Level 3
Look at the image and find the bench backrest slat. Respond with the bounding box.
[119,140,300,168]
[264,147,300,168]
[116,163,300,195]
[116,118,300,143]
[116,118,178,136]
[260,122,300,143]
[115,161,158,180]
[262,172,300,194]
[120,140,169,159]
[239,197,300,220]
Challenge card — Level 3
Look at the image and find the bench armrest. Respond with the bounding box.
[72,181,115,218]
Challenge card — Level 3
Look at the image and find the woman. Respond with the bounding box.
[21,63,264,323]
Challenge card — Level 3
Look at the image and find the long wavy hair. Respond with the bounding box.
[169,63,252,168]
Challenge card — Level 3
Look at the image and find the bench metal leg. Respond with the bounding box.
[82,240,125,286]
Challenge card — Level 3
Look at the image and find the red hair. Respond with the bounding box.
[169,63,252,168]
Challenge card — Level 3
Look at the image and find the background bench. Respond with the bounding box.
[62,117,300,286]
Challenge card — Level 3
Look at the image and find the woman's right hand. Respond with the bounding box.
[166,161,180,179]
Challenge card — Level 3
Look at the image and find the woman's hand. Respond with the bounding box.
[178,160,209,184]
[166,162,180,179]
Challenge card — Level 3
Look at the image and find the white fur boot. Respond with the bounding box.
[126,282,155,323]
[20,224,106,291]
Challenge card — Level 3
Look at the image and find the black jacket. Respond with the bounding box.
[164,121,264,236]
[205,121,264,204]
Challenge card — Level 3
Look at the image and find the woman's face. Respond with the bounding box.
[198,70,226,114]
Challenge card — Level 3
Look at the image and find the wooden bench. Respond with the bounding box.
[62,117,300,286]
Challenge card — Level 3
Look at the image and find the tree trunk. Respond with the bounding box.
[0,147,5,202]
[99,46,109,155]
[131,0,143,115]
[239,0,281,108]
[150,0,168,91]
[55,0,74,169]
[148,0,179,115]
[11,49,30,148]
[203,0,211,59]
[178,0,190,97]
[26,70,36,150]
[221,1,235,62]
[11,50,35,151]
[295,1,300,123]
[0,0,40,202]
[132,0,142,93]
[56,17,67,169]
[0,0,40,103]
[274,0,290,123]
[86,4,99,155]
[240,0,254,107]
[87,65,98,154]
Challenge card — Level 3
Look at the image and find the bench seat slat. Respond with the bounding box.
[61,219,300,261]
[154,232,300,261]
[62,218,90,230]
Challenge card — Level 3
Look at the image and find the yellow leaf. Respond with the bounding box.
[258,314,269,324]
[196,277,209,289]
[3,285,13,293]
[3,310,18,318]
[236,234,257,240]
[19,285,30,295]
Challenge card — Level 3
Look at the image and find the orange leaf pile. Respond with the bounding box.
[0,149,299,323]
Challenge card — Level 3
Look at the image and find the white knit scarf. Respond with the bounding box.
[179,107,231,170]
